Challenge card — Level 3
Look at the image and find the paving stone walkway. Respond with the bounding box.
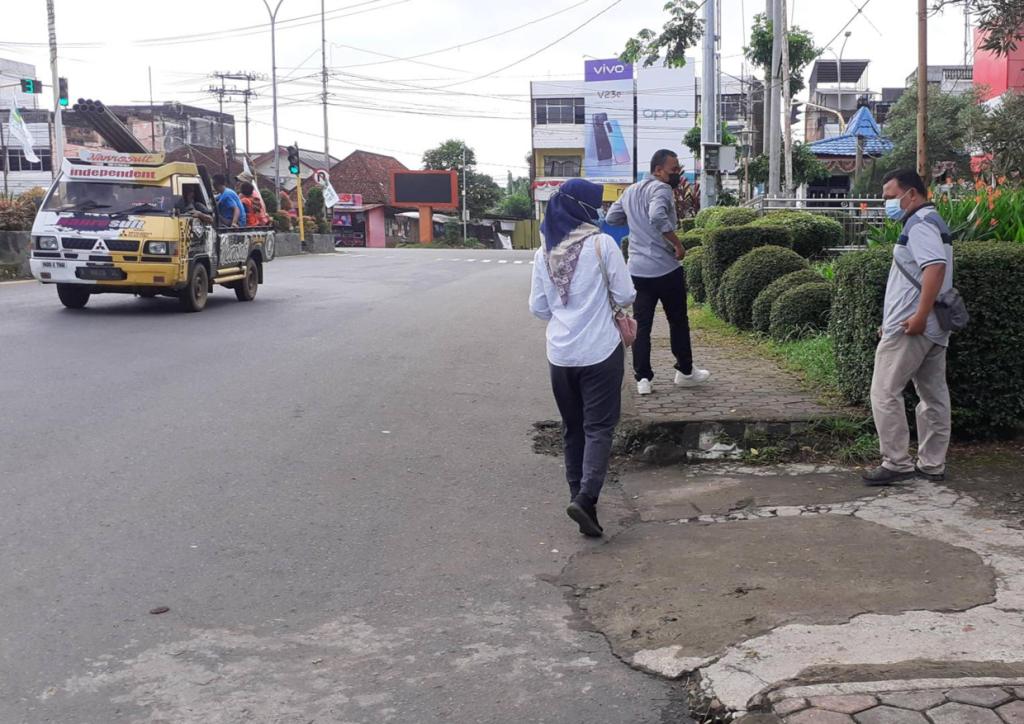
[767,685,1024,724]
[630,316,838,425]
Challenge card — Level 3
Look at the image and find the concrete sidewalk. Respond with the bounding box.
[559,452,1024,722]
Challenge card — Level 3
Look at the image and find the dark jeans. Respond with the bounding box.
[631,266,693,381]
[549,345,625,503]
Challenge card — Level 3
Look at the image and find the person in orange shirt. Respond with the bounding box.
[239,181,270,227]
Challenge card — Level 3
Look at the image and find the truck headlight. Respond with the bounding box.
[146,241,169,255]
[35,236,58,250]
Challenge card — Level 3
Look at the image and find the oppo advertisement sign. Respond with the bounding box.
[582,59,634,182]
[636,64,697,180]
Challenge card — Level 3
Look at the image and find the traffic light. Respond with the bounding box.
[287,145,300,175]
[20,78,42,94]
[58,77,69,107]
[790,101,803,125]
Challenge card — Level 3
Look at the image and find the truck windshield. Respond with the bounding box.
[43,180,175,216]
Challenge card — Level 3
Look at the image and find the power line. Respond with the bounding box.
[432,0,625,89]
[821,0,874,49]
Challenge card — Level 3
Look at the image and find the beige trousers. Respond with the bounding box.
[869,333,951,474]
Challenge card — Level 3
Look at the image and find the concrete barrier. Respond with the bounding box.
[274,233,303,257]
[0,231,31,278]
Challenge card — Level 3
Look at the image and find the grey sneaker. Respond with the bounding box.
[862,466,915,486]
[915,466,946,481]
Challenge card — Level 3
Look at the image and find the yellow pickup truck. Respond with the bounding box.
[30,151,275,312]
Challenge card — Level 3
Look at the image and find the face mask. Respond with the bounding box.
[884,190,909,220]
[596,207,606,223]
[667,172,682,189]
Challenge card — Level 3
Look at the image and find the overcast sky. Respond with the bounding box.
[2,0,971,181]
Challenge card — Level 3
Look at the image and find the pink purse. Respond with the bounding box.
[595,238,637,348]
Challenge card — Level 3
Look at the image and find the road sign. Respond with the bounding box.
[312,168,340,208]
[312,168,330,185]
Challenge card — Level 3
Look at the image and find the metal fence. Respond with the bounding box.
[744,195,888,246]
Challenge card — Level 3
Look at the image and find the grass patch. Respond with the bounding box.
[0,264,29,281]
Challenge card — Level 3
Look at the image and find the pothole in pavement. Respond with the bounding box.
[555,464,1020,718]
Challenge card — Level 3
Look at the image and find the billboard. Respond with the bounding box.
[635,64,697,181]
[582,59,634,181]
[390,170,459,209]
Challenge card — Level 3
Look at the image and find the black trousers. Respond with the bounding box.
[631,266,693,381]
[549,345,624,503]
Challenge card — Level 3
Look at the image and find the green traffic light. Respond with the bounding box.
[59,97,69,107]
[289,165,300,175]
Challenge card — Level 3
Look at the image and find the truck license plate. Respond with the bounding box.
[41,261,66,268]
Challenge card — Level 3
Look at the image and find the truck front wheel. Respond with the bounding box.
[179,263,209,312]
[57,284,91,309]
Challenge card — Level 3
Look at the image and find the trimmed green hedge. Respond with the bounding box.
[683,247,706,303]
[719,246,808,329]
[702,224,792,317]
[678,217,697,233]
[752,269,824,334]
[680,228,707,249]
[769,281,833,341]
[751,211,844,259]
[831,241,1024,436]
[695,206,758,230]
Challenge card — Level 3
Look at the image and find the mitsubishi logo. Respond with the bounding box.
[93,239,109,253]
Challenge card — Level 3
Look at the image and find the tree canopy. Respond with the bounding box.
[619,0,704,67]
[935,0,1024,55]
[744,13,820,95]
[979,91,1024,176]
[748,143,829,188]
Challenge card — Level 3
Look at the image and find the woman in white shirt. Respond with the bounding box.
[529,179,637,538]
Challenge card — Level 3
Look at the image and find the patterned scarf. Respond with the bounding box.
[544,223,600,306]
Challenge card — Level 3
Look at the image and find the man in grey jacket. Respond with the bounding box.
[606,149,710,395]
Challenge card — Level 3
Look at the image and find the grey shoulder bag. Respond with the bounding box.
[893,258,970,332]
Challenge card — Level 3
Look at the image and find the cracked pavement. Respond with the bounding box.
[559,460,1024,715]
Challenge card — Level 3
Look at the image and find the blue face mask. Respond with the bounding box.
[884,190,909,220]
[596,207,607,223]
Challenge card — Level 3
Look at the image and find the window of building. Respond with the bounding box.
[534,98,585,125]
[5,148,52,172]
[543,155,581,177]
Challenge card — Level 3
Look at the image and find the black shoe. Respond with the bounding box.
[862,466,916,486]
[567,494,603,538]
[915,466,946,481]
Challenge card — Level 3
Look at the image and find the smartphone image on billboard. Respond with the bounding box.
[592,112,613,163]
[608,119,631,165]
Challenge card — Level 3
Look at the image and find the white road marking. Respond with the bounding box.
[514,261,524,265]
[481,259,492,264]
[498,260,508,264]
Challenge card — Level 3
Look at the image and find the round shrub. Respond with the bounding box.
[719,246,808,329]
[680,228,706,249]
[702,224,792,317]
[751,269,824,334]
[752,211,844,258]
[683,246,706,303]
[769,281,833,341]
[831,241,1024,437]
[695,206,757,230]
[678,217,697,233]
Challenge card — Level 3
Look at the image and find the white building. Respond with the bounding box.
[1,59,53,196]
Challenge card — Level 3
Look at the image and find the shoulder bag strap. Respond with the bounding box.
[594,237,623,314]
[893,256,922,291]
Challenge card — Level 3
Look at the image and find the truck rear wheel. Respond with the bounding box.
[234,257,259,302]
[179,263,209,313]
[57,284,91,309]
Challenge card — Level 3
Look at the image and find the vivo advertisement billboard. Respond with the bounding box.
[582,59,634,182]
[635,64,697,180]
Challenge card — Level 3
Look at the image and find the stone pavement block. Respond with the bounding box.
[946,689,1014,708]
[996,700,1024,724]
[810,696,879,714]
[854,705,930,724]
[878,691,948,711]
[775,698,809,716]
[929,703,1004,724]
[787,708,855,724]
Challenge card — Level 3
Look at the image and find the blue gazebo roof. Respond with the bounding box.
[808,106,894,157]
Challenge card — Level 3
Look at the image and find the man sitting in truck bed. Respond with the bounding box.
[213,174,246,228]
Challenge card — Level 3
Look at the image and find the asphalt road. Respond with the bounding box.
[0,249,686,723]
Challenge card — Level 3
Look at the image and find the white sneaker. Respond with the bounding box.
[637,379,653,395]
[674,368,711,387]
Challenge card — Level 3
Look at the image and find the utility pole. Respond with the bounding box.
[207,72,260,168]
[1,118,8,195]
[262,0,285,205]
[768,0,783,196]
[321,0,331,174]
[462,145,468,244]
[762,0,773,157]
[916,0,928,180]
[700,0,718,209]
[781,0,793,196]
[46,0,64,170]
[148,66,157,152]
[206,81,229,175]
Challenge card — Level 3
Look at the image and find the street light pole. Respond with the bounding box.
[46,0,64,174]
[700,0,718,209]
[262,0,285,204]
[916,0,928,179]
[321,0,330,174]
[837,31,851,132]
